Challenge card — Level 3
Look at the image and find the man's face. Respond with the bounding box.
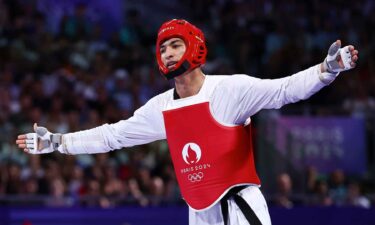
[160,38,186,70]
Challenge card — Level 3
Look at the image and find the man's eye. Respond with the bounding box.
[160,48,165,53]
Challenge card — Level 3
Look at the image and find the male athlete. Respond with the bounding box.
[16,19,359,225]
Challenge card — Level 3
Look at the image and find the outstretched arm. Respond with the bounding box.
[16,95,166,155]
[214,40,359,124]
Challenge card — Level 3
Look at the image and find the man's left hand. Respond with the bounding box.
[321,40,359,74]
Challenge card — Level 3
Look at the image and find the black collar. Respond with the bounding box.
[173,88,180,100]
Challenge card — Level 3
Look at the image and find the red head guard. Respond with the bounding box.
[156,19,207,80]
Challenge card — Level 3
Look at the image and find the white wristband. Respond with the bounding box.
[318,70,339,85]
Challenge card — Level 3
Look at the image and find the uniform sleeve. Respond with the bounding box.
[61,95,166,155]
[210,64,329,125]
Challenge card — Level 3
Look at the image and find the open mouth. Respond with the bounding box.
[166,61,177,69]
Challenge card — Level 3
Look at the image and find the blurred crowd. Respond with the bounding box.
[0,0,374,208]
[271,168,372,209]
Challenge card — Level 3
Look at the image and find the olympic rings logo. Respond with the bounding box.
[188,172,204,182]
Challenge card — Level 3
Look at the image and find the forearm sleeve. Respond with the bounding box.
[59,124,121,155]
[58,95,166,155]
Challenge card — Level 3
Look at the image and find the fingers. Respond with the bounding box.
[15,140,25,145]
[340,43,359,69]
[18,143,26,148]
[16,139,26,144]
[351,50,358,56]
[16,133,34,141]
[17,135,26,140]
[335,39,341,47]
[16,135,27,149]
[349,47,359,67]
[16,140,35,149]
[351,49,359,64]
[16,133,36,152]
[16,124,39,154]
[16,133,34,142]
[348,45,358,56]
[352,55,358,62]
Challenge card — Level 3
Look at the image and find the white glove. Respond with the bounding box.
[323,41,353,74]
[24,123,62,154]
[319,40,358,84]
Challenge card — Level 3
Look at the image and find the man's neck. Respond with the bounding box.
[174,68,205,98]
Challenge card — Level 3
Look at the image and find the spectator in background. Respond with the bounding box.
[128,177,149,206]
[46,177,72,207]
[342,84,375,118]
[22,177,39,196]
[274,173,294,208]
[21,155,44,180]
[305,166,319,194]
[59,3,92,41]
[309,179,333,207]
[81,178,110,208]
[328,169,348,206]
[5,163,22,194]
[67,165,84,199]
[346,181,371,209]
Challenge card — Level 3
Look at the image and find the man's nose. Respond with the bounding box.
[164,47,174,60]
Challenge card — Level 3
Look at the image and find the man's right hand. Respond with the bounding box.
[16,123,62,154]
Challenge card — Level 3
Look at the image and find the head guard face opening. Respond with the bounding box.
[156,19,207,80]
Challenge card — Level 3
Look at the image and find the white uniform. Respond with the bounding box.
[61,64,329,225]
